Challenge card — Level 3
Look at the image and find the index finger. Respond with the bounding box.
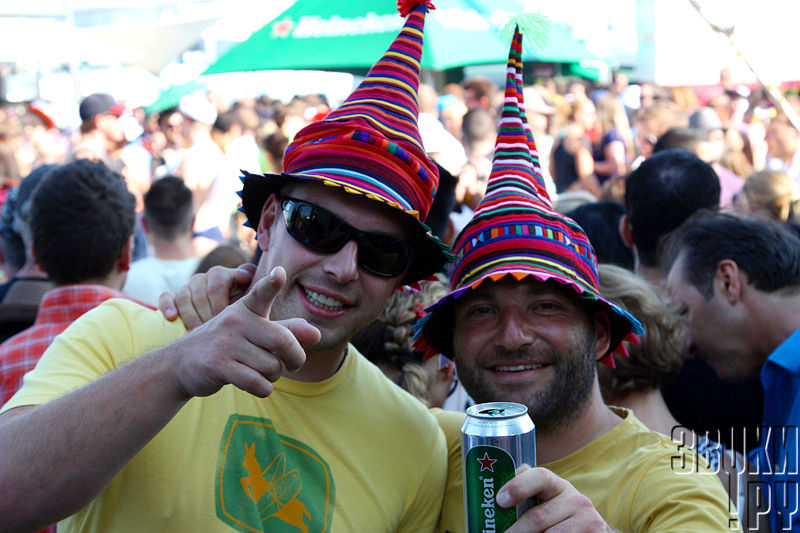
[497,466,560,508]
[240,266,285,318]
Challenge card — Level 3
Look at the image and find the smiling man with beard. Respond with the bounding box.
[413,25,738,533]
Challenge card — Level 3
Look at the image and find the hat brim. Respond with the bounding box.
[241,170,452,285]
[416,271,643,364]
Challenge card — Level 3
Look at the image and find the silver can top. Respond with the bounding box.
[466,402,528,420]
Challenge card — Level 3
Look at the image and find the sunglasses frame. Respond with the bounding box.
[280,197,413,278]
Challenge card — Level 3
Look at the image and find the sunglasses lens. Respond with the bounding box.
[283,198,412,278]
[286,202,348,253]
[359,234,411,278]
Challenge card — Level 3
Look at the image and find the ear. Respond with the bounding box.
[438,361,455,385]
[256,194,281,252]
[117,236,134,272]
[592,309,612,361]
[714,259,743,304]
[619,214,635,248]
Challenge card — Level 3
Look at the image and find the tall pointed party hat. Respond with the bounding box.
[414,26,643,366]
[241,0,451,285]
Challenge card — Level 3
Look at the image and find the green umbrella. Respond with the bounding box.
[145,79,206,115]
[203,0,595,75]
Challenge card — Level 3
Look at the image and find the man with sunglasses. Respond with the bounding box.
[0,3,453,532]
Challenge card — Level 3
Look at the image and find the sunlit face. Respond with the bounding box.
[97,114,125,144]
[452,277,607,434]
[666,253,758,381]
[255,182,409,356]
[765,121,800,160]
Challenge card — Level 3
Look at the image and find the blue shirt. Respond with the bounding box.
[753,326,800,532]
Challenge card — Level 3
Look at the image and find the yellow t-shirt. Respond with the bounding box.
[430,407,466,533]
[437,407,739,532]
[3,299,448,533]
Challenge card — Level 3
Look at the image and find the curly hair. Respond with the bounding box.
[352,278,450,406]
[596,264,687,401]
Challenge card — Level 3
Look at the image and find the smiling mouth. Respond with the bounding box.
[302,287,346,311]
[493,363,546,372]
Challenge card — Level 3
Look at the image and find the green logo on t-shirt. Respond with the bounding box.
[216,414,335,532]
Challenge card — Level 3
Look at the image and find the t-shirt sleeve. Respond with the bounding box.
[604,128,625,146]
[396,417,449,533]
[630,453,741,532]
[431,408,466,533]
[0,299,184,413]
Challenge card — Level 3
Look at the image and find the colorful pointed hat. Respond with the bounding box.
[413,26,643,366]
[240,0,451,284]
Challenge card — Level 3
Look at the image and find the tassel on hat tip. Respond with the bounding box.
[397,0,435,18]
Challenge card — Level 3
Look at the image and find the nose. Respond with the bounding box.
[496,309,535,351]
[322,239,359,283]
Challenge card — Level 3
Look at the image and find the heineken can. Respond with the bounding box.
[462,402,536,533]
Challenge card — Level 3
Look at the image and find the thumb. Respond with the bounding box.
[279,318,322,347]
[241,266,285,318]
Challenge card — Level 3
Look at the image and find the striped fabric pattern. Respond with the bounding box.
[281,1,437,222]
[414,26,644,366]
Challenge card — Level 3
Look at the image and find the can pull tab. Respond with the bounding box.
[478,407,509,416]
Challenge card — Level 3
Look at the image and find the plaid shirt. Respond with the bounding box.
[0,285,151,406]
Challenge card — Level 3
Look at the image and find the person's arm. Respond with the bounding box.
[0,267,318,531]
[592,139,627,177]
[498,465,620,532]
[572,146,602,198]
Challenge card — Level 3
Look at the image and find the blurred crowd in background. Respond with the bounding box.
[1,67,800,314]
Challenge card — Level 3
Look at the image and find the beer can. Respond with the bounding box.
[461,402,536,533]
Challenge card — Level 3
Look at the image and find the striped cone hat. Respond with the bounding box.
[414,26,643,365]
[240,0,451,285]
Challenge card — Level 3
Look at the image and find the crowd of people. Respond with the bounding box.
[0,1,800,531]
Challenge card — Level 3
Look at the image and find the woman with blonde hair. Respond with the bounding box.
[352,278,454,408]
[550,97,602,198]
[593,94,632,182]
[735,169,799,223]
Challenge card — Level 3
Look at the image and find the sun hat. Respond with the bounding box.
[240,0,452,285]
[413,25,643,366]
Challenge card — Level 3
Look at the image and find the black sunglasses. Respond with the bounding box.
[281,197,413,278]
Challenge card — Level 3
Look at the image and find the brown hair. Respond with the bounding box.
[596,264,687,401]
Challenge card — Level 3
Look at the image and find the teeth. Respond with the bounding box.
[495,364,544,372]
[303,288,345,310]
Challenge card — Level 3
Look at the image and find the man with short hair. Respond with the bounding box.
[122,177,199,306]
[662,210,800,533]
[0,159,137,405]
[0,4,450,531]
[621,148,721,288]
[414,28,736,531]
[71,93,127,171]
[461,75,498,113]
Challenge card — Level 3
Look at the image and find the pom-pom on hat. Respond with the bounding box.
[241,0,452,285]
[413,25,644,366]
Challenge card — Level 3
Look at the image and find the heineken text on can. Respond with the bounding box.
[462,402,536,533]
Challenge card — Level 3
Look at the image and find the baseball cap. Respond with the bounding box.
[79,93,125,122]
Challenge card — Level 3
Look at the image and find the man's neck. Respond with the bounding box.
[633,257,667,297]
[151,237,195,261]
[536,385,622,464]
[285,344,349,383]
[744,291,800,360]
